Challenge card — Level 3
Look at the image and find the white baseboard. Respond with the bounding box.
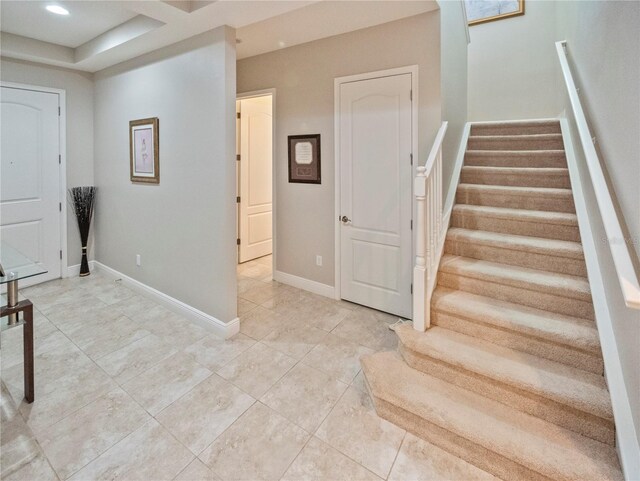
[65,260,96,278]
[273,270,335,299]
[561,117,640,480]
[92,261,239,339]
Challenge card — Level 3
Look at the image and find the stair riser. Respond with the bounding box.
[460,170,571,189]
[451,212,581,242]
[438,272,595,320]
[369,395,549,481]
[456,189,576,213]
[465,152,567,168]
[471,124,561,136]
[444,240,587,277]
[399,345,615,446]
[467,137,564,151]
[432,311,604,375]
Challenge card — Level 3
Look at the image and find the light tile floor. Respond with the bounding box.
[1,255,495,481]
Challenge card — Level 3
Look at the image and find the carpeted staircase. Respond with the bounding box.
[361,120,623,481]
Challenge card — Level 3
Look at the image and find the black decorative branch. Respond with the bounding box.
[68,186,96,277]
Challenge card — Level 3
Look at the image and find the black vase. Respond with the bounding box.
[80,246,90,277]
[69,185,96,278]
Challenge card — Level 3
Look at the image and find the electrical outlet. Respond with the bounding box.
[136,254,141,267]
[316,255,322,267]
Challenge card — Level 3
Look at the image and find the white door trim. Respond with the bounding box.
[333,65,419,303]
[0,81,68,279]
[236,88,276,277]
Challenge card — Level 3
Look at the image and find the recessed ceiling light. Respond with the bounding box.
[46,5,69,15]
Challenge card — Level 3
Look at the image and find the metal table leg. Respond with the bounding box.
[7,279,18,325]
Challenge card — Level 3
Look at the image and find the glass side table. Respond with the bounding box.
[1,242,47,403]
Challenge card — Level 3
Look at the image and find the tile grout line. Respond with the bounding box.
[308,382,387,481]
[385,430,408,480]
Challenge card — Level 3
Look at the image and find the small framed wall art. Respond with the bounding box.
[130,117,159,184]
[288,134,321,184]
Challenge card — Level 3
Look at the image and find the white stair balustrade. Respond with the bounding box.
[413,121,448,331]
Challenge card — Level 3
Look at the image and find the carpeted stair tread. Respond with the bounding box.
[467,134,564,151]
[431,287,600,354]
[460,165,570,188]
[450,204,580,242]
[396,325,612,421]
[452,204,578,226]
[457,182,575,200]
[446,228,584,260]
[439,254,591,302]
[361,352,622,481]
[465,150,567,168]
[470,120,561,136]
[456,184,575,213]
[445,227,586,276]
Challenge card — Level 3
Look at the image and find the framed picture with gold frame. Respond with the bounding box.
[465,0,524,26]
[129,117,159,184]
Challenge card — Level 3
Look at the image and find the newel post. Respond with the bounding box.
[413,166,428,331]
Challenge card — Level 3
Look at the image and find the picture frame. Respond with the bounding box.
[465,0,524,26]
[129,117,159,184]
[288,134,321,184]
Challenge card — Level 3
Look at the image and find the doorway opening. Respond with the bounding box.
[236,91,275,300]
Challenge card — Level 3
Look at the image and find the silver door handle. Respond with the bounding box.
[340,216,351,224]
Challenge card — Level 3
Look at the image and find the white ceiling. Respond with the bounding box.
[236,1,438,60]
[0,1,138,48]
[0,0,438,73]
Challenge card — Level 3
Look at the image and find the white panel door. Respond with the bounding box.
[1,86,61,285]
[339,74,413,318]
[238,96,272,263]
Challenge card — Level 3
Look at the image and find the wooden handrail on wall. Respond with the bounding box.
[556,40,640,309]
[413,121,448,331]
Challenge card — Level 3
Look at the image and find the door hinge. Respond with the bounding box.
[410,220,413,230]
[411,283,413,294]
[410,90,413,101]
[237,112,241,119]
[58,106,61,116]
[59,154,61,164]
[410,153,413,165]
[236,154,241,161]
[59,202,62,212]
[237,238,241,246]
[60,250,63,260]
[236,196,241,203]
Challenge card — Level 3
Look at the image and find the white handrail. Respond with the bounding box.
[424,122,449,176]
[413,121,448,331]
[556,40,640,309]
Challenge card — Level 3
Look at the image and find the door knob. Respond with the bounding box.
[340,215,351,224]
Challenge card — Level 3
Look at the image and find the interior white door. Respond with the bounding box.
[339,73,413,318]
[238,96,273,263]
[1,86,62,285]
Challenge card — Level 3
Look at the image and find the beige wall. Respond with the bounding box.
[0,57,95,268]
[556,0,640,460]
[468,0,560,121]
[439,0,469,200]
[238,13,441,286]
[93,27,238,322]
